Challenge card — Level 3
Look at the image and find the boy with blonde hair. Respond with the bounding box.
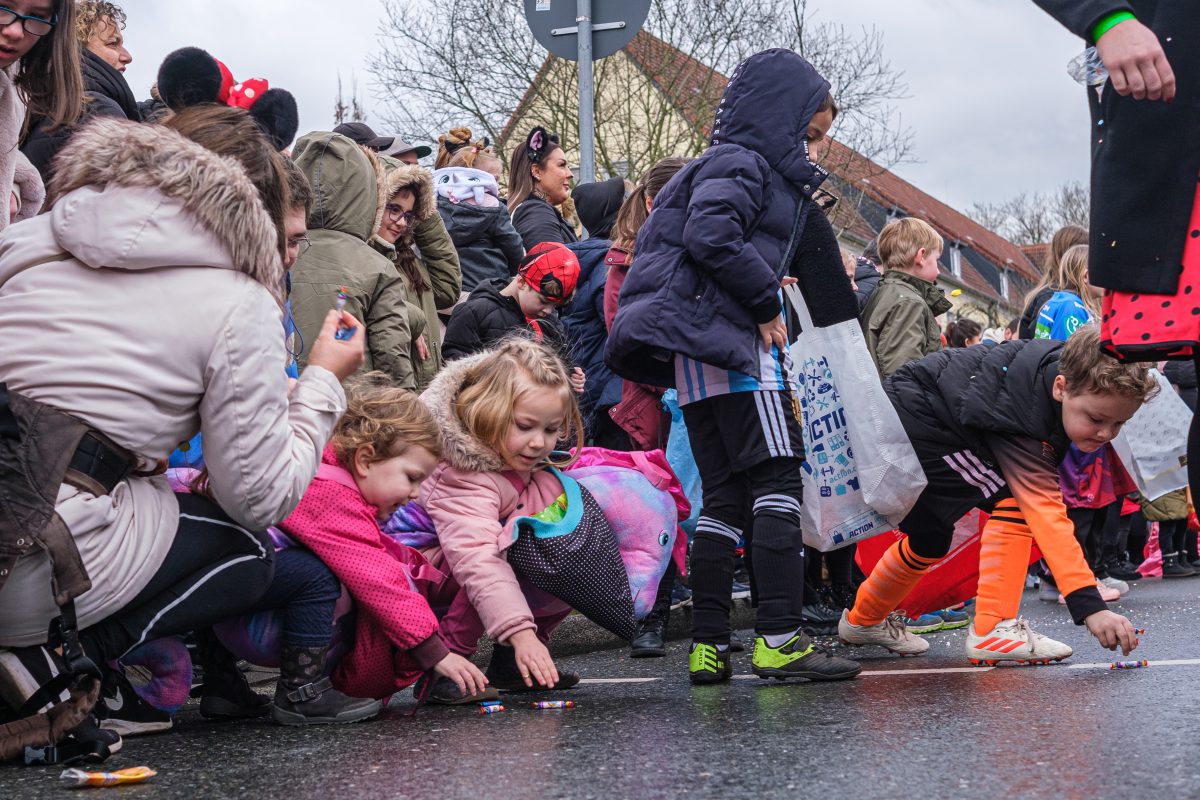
[861,217,953,378]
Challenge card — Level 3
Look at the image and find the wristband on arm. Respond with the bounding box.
[1092,10,1136,42]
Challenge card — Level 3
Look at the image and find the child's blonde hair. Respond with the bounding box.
[332,373,442,467]
[454,336,584,470]
[1059,326,1158,402]
[877,217,944,272]
[1055,244,1100,317]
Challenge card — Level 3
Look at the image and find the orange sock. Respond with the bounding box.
[848,538,937,627]
[974,500,1035,636]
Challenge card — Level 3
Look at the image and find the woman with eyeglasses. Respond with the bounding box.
[369,158,447,391]
[0,0,84,227]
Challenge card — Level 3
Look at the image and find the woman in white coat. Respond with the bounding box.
[0,107,363,738]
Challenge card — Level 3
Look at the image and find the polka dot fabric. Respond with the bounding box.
[506,482,638,641]
[1101,174,1200,361]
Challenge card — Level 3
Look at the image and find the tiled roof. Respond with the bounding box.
[1022,243,1050,271]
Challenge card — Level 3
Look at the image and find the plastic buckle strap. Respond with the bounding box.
[285,677,331,704]
[50,604,101,681]
[23,744,58,766]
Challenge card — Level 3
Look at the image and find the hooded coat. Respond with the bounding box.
[561,238,622,432]
[861,269,954,379]
[441,277,570,363]
[1033,1,1200,295]
[1,64,43,231]
[418,354,571,644]
[0,118,344,645]
[438,196,525,292]
[289,132,414,388]
[605,49,857,387]
[571,176,625,239]
[23,50,141,179]
[369,161,451,391]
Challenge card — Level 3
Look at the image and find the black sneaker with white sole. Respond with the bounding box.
[97,666,173,736]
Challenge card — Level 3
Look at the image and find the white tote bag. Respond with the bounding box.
[1111,368,1191,501]
[784,283,928,551]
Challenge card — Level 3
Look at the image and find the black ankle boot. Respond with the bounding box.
[1162,552,1194,578]
[485,643,580,692]
[630,606,669,658]
[272,645,381,726]
[196,629,271,720]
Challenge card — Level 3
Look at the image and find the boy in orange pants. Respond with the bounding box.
[838,326,1151,663]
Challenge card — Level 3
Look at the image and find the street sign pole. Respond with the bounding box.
[576,0,596,185]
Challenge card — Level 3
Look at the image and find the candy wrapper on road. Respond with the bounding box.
[60,766,157,788]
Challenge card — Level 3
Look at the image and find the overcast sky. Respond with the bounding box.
[118,0,1090,211]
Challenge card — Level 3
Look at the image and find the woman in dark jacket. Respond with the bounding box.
[23,3,140,178]
[508,126,578,249]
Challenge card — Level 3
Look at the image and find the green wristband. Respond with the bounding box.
[1093,10,1135,42]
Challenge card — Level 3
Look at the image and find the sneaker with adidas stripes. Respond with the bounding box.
[965,617,1072,666]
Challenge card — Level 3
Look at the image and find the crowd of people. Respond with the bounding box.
[0,0,1195,769]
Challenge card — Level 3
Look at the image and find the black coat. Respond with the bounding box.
[1017,287,1055,340]
[437,197,525,293]
[885,339,1070,462]
[1034,1,1200,294]
[853,256,882,313]
[511,196,579,250]
[442,277,568,362]
[1162,359,1197,411]
[22,50,140,178]
[572,177,625,239]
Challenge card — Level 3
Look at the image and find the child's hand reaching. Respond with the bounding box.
[758,313,788,353]
[570,367,586,395]
[507,628,560,688]
[1085,609,1140,655]
[433,652,490,698]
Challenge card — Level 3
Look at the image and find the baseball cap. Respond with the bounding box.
[333,122,393,150]
[518,242,580,303]
[382,137,433,160]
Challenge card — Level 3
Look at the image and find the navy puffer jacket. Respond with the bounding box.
[561,238,622,432]
[605,49,840,386]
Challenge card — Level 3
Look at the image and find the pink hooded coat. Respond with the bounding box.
[419,353,571,645]
[281,447,451,699]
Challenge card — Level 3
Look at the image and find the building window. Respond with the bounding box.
[949,246,962,279]
[999,269,1009,300]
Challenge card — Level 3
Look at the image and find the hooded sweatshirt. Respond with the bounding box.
[0,118,344,645]
[605,49,858,387]
[571,176,625,239]
[289,132,415,388]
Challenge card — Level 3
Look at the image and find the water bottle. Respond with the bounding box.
[1067,46,1109,86]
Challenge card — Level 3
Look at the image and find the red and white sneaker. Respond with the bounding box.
[965,617,1072,666]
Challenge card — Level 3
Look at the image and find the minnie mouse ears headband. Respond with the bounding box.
[156,47,300,151]
[525,126,559,165]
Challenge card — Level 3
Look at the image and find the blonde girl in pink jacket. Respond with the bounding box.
[420,337,586,692]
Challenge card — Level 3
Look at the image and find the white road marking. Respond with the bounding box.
[578,677,661,684]
[1067,658,1200,670]
[860,667,994,676]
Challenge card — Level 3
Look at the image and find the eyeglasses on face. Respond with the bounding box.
[384,204,417,226]
[287,235,310,254]
[0,6,56,36]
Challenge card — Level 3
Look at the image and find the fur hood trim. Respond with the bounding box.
[374,161,436,235]
[48,117,284,299]
[420,351,508,473]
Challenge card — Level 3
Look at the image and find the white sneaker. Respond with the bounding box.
[838,610,929,656]
[1099,576,1130,596]
[965,617,1072,665]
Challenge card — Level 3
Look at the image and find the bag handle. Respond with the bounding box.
[783,282,815,332]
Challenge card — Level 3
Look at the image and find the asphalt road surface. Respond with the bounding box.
[3,578,1198,799]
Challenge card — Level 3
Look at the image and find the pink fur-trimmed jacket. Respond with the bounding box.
[281,447,449,698]
[419,353,570,645]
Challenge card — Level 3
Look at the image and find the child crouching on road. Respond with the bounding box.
[605,48,861,685]
[419,337,585,693]
[839,326,1154,663]
[278,378,491,715]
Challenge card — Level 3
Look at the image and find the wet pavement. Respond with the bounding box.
[3,578,1199,799]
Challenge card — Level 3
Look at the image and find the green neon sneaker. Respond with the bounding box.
[688,643,732,685]
[751,632,862,682]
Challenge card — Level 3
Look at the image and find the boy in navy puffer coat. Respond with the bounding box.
[606,49,861,684]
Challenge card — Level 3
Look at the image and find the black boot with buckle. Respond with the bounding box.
[271,645,381,726]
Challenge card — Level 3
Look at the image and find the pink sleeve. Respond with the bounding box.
[282,485,441,653]
[603,260,627,331]
[420,469,537,643]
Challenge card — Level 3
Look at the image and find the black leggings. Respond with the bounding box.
[81,494,274,662]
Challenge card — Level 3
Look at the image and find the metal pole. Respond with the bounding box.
[576,0,595,185]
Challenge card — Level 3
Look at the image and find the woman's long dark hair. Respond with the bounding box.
[507,126,559,213]
[610,156,689,254]
[17,0,84,131]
